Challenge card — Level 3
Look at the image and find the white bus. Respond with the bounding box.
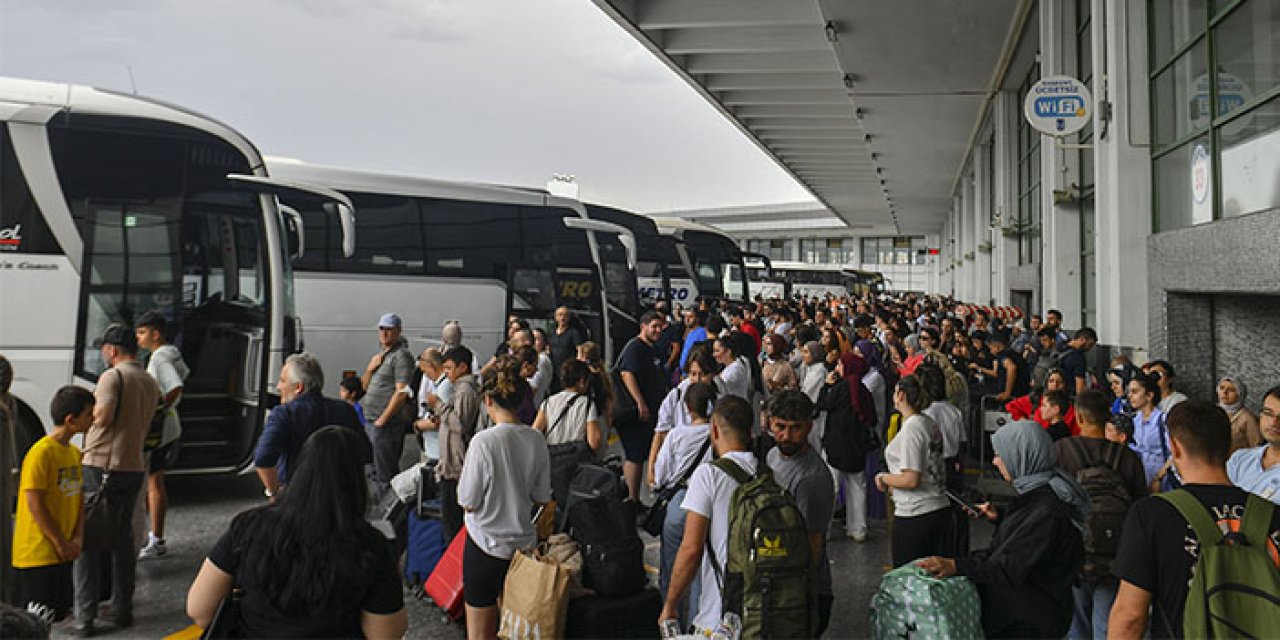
[581,204,693,308]
[651,217,756,305]
[742,260,888,300]
[262,160,641,388]
[0,77,349,472]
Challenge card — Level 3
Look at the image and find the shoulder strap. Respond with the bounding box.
[544,394,584,441]
[675,435,712,486]
[1063,435,1090,469]
[1241,493,1277,549]
[611,337,638,370]
[1159,489,1224,545]
[712,456,754,485]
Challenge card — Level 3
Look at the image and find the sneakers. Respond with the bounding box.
[847,527,869,543]
[139,534,166,559]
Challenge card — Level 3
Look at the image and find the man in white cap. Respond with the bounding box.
[361,313,415,496]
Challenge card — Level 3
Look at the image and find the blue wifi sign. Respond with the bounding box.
[1023,75,1093,137]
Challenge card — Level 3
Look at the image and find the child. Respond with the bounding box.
[339,375,367,425]
[12,386,95,624]
[1040,390,1071,441]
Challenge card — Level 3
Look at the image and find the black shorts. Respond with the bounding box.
[13,562,74,623]
[462,533,511,608]
[616,419,656,463]
[149,441,179,474]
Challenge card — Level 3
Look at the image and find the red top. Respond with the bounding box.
[1005,394,1079,436]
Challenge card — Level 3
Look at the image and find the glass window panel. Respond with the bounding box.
[1155,137,1214,231]
[1151,0,1207,67]
[1214,1,1280,119]
[1153,39,1210,148]
[330,193,423,274]
[1220,95,1280,218]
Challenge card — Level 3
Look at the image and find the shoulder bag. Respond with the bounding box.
[640,434,712,536]
[83,369,123,553]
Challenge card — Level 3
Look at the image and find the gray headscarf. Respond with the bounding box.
[803,341,822,362]
[1218,376,1248,415]
[992,420,1092,525]
[904,333,921,354]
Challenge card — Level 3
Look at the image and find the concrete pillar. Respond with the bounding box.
[1038,0,1083,326]
[1094,0,1151,350]
[973,143,994,304]
[991,92,1020,306]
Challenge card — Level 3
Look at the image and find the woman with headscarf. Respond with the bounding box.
[1218,376,1261,454]
[1107,361,1138,415]
[798,341,829,453]
[760,333,798,401]
[916,420,1086,639]
[854,339,889,437]
[818,352,879,541]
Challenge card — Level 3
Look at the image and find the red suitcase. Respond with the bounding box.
[424,526,467,622]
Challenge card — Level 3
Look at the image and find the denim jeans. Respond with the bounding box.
[1069,579,1118,639]
[659,487,699,629]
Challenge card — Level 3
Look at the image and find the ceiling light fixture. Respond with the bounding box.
[825,21,840,43]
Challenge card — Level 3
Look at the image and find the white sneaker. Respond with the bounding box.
[139,536,166,559]
[847,528,869,542]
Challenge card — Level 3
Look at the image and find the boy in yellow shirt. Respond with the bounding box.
[12,386,94,624]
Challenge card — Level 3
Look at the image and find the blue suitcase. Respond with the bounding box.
[405,509,446,587]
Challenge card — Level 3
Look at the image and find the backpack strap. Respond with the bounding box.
[1063,436,1090,470]
[1159,489,1225,545]
[711,456,754,485]
[703,456,754,600]
[543,394,584,442]
[1241,493,1277,549]
[675,436,712,488]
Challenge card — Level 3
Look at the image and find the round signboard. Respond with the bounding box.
[1191,143,1211,205]
[1023,75,1093,137]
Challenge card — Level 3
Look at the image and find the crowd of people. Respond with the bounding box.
[3,289,1279,639]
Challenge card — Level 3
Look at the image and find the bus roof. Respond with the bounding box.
[263,157,579,210]
[0,76,264,172]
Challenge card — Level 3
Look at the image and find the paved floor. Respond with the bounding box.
[48,470,993,639]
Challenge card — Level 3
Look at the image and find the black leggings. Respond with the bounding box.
[891,507,954,567]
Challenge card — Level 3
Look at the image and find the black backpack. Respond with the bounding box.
[1062,438,1133,580]
[1031,348,1065,389]
[566,492,646,597]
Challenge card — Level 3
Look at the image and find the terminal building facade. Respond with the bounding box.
[595,0,1280,403]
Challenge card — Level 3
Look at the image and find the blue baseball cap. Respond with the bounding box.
[377,313,402,329]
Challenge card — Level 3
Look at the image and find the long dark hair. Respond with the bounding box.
[235,426,383,615]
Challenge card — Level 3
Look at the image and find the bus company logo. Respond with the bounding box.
[0,224,21,250]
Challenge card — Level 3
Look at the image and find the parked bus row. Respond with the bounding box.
[2,77,836,474]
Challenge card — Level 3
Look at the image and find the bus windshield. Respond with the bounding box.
[681,230,746,302]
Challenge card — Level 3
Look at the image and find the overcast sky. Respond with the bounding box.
[0,0,815,213]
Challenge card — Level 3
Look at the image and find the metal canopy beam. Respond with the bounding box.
[683,51,837,74]
[658,26,828,55]
[704,73,842,91]
[635,0,817,30]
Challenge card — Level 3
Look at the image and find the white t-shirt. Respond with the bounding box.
[716,357,752,401]
[656,379,695,434]
[417,374,450,460]
[923,400,965,458]
[540,391,599,447]
[681,450,758,631]
[884,413,948,517]
[458,423,552,559]
[146,344,188,445]
[529,353,554,407]
[653,422,711,489]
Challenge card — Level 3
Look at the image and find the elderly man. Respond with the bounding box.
[362,313,416,495]
[414,348,450,462]
[255,352,368,499]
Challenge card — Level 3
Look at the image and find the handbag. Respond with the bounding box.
[199,586,243,639]
[545,395,596,518]
[83,375,122,553]
[640,435,711,537]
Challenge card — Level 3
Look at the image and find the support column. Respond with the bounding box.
[973,143,994,304]
[1039,0,1083,326]
[1095,0,1151,349]
[991,92,1019,307]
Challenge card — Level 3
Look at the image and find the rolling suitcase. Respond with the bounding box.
[564,588,662,639]
[405,509,447,587]
[424,526,467,622]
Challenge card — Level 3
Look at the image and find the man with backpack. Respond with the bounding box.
[659,395,816,637]
[1109,400,1280,639]
[1055,390,1148,639]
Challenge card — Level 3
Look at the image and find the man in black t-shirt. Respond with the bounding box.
[617,310,670,500]
[976,332,1030,402]
[1109,400,1280,639]
[1058,327,1098,397]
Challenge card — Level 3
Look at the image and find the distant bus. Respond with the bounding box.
[583,204,693,307]
[0,77,349,472]
[742,260,887,299]
[651,217,757,304]
[264,160,640,388]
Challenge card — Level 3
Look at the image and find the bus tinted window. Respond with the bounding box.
[421,198,519,278]
[520,207,593,266]
[0,127,61,254]
[331,192,423,274]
